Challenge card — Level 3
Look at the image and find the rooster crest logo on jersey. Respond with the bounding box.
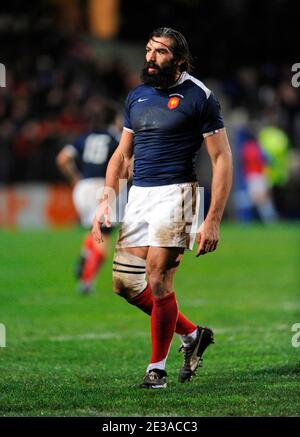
[168,96,180,109]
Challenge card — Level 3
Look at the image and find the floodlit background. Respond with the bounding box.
[0,0,299,417]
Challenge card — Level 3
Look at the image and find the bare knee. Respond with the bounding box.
[147,268,169,298]
[146,248,183,298]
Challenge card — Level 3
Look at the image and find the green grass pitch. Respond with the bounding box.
[0,223,299,417]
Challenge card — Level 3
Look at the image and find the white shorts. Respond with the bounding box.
[73,178,104,228]
[116,182,201,251]
[246,174,269,202]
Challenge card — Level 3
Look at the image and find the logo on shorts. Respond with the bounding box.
[168,96,180,109]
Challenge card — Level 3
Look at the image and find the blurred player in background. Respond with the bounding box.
[92,27,233,388]
[57,101,121,293]
[240,129,278,223]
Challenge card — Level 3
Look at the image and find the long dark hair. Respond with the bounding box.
[149,27,193,72]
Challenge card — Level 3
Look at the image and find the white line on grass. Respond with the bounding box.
[49,332,125,341]
[18,324,292,343]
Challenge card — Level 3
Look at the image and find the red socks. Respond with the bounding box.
[129,284,197,335]
[175,312,197,336]
[129,284,153,314]
[150,292,178,363]
[81,234,105,283]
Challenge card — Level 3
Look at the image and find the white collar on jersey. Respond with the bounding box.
[168,72,211,99]
[167,71,188,88]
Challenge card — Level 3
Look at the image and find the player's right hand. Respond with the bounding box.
[91,196,111,243]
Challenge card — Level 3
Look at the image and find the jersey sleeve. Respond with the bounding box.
[62,144,78,157]
[70,134,86,158]
[200,92,225,137]
[123,92,134,133]
[108,136,118,161]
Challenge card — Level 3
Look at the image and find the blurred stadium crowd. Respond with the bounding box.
[0,15,130,183]
[0,1,299,220]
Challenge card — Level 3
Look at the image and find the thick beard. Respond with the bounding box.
[140,59,179,88]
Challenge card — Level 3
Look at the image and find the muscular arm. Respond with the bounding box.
[92,129,134,241]
[56,148,81,187]
[101,129,134,199]
[196,129,233,256]
[205,129,233,223]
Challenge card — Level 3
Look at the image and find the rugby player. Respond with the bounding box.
[92,27,233,387]
[57,101,120,293]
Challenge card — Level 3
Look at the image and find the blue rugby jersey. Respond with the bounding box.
[124,72,224,187]
[67,128,118,179]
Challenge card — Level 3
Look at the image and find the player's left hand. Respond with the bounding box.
[195,219,220,257]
